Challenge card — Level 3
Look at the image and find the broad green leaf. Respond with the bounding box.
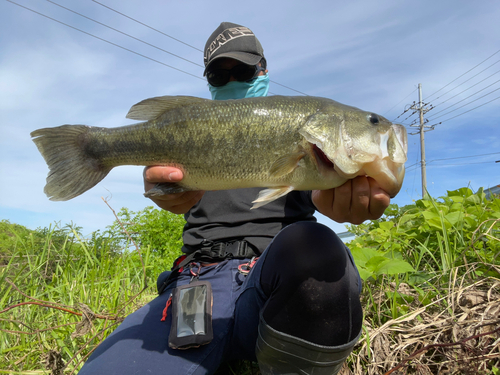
[365,254,415,275]
[465,194,481,204]
[372,258,415,275]
[448,187,473,198]
[398,213,420,226]
[428,217,447,230]
[422,211,439,221]
[356,267,373,281]
[463,216,478,228]
[350,247,381,267]
[448,196,464,203]
[379,221,395,231]
[365,256,390,274]
[444,211,462,226]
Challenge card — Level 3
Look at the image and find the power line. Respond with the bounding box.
[427,81,500,120]
[405,159,497,173]
[8,0,308,96]
[384,87,418,117]
[6,0,204,81]
[429,58,500,102]
[401,109,419,123]
[430,68,500,110]
[427,93,500,127]
[426,161,496,167]
[405,153,500,174]
[91,0,309,96]
[428,152,500,163]
[268,80,308,96]
[46,0,204,68]
[392,101,421,122]
[424,48,500,101]
[91,0,204,53]
[406,161,420,170]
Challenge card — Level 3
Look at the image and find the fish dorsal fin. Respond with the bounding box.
[126,95,210,121]
[268,151,306,178]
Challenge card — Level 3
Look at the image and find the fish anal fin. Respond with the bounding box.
[268,151,306,178]
[143,182,192,198]
[126,96,210,121]
[251,186,294,209]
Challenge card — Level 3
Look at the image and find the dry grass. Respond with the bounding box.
[342,267,500,375]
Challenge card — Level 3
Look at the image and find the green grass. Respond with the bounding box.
[0,222,175,373]
[1,188,499,374]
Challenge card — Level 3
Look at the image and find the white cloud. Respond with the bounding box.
[1,0,499,235]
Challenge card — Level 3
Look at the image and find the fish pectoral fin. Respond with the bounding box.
[251,186,294,209]
[126,96,210,121]
[144,182,191,198]
[268,152,306,178]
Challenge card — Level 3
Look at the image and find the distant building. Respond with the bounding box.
[337,230,355,243]
[485,185,500,200]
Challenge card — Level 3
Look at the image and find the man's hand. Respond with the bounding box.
[143,166,205,214]
[312,176,390,225]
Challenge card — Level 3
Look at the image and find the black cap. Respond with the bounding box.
[203,22,265,75]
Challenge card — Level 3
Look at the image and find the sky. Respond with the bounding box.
[1,0,499,237]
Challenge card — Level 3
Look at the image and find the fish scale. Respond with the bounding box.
[31,95,408,208]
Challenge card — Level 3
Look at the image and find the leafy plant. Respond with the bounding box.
[1,188,498,374]
[105,206,185,259]
[347,187,500,322]
[349,187,499,278]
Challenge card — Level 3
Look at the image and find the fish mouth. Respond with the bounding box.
[312,144,335,171]
[310,124,407,198]
[362,158,406,198]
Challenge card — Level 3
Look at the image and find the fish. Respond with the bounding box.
[31,95,408,208]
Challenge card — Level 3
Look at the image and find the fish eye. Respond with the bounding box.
[369,113,380,125]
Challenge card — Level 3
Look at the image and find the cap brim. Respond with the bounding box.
[204,52,263,75]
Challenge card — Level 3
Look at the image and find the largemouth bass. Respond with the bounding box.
[31,95,407,208]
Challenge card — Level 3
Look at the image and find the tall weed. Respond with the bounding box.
[348,187,500,322]
[1,189,498,373]
[0,215,182,373]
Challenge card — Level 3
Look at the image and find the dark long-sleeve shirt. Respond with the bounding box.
[182,188,317,254]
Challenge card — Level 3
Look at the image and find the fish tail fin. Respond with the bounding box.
[31,125,111,201]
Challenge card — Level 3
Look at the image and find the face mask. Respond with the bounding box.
[208,74,270,100]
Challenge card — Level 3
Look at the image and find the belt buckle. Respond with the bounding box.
[210,243,226,258]
[224,241,245,258]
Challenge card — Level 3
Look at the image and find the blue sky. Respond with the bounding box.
[1,0,499,236]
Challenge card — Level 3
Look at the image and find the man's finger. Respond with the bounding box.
[151,191,205,214]
[368,178,390,220]
[347,177,371,224]
[143,166,184,183]
[330,180,352,222]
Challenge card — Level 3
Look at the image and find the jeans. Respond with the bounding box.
[78,222,362,375]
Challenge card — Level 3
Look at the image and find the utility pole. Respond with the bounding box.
[410,84,433,198]
[418,84,427,197]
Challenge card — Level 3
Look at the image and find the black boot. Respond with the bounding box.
[255,316,360,375]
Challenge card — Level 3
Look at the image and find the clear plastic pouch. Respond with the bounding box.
[168,280,213,350]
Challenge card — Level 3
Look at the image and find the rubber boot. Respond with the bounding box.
[255,316,361,375]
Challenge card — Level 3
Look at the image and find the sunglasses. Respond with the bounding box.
[206,64,266,87]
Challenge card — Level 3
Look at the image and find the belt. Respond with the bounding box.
[157,240,258,295]
[197,239,257,260]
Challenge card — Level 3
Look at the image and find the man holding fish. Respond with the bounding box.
[70,22,406,375]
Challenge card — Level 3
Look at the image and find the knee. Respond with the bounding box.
[268,222,348,282]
